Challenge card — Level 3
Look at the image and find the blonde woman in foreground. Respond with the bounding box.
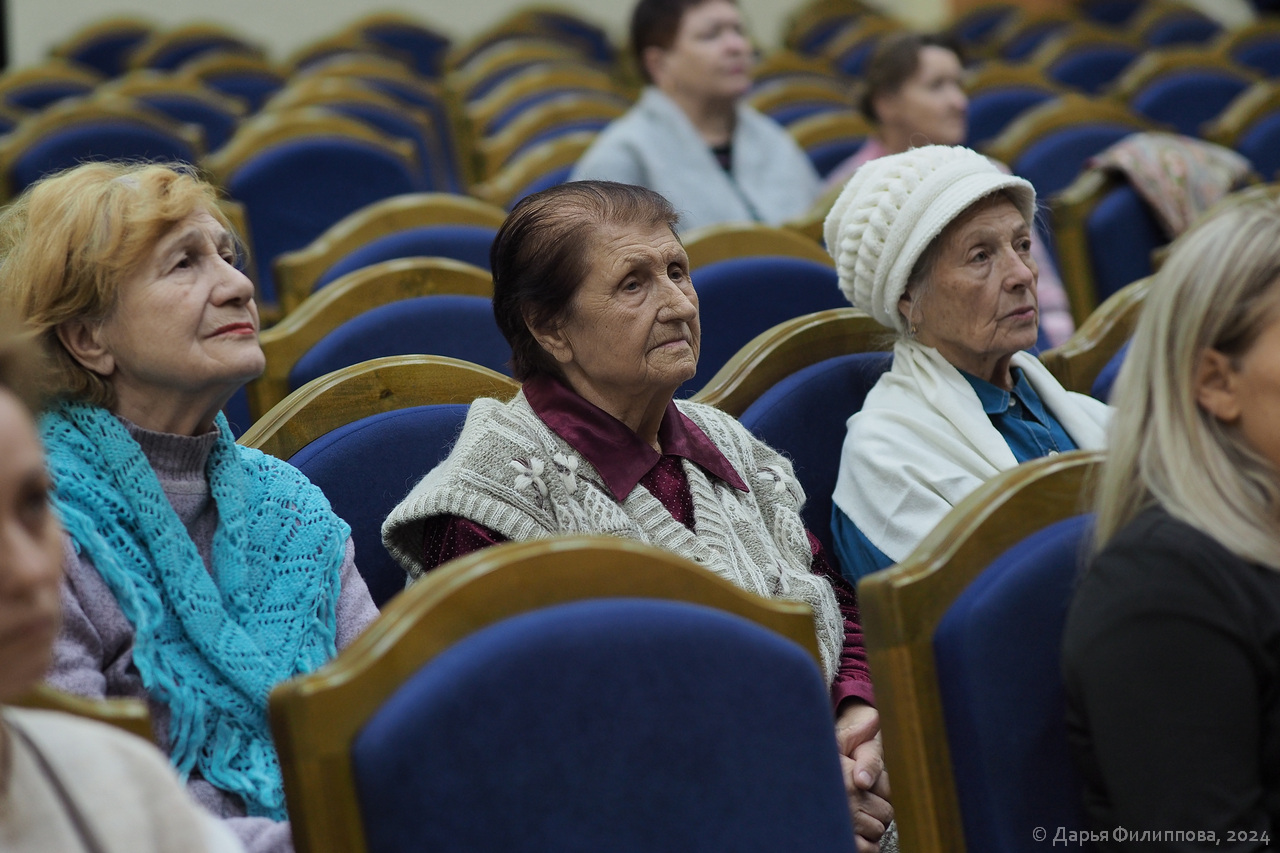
[1062,197,1280,852]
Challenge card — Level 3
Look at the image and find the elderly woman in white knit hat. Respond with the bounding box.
[825,145,1111,583]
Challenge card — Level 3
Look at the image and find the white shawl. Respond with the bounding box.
[832,339,1111,562]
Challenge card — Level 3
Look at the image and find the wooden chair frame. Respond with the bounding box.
[858,449,1104,853]
[177,51,286,88]
[50,16,154,69]
[250,257,493,419]
[682,222,832,270]
[782,0,872,54]
[1028,24,1141,81]
[1050,168,1144,324]
[945,3,1019,52]
[239,354,519,460]
[788,110,874,157]
[748,79,853,121]
[1212,18,1280,68]
[981,9,1079,62]
[1039,276,1150,394]
[0,95,205,200]
[270,535,820,853]
[15,684,153,743]
[476,92,626,179]
[128,23,264,71]
[1105,47,1258,102]
[1127,3,1219,46]
[465,65,626,137]
[470,131,596,209]
[99,70,249,121]
[962,60,1061,97]
[0,60,103,111]
[820,17,904,70]
[786,182,843,244]
[1204,80,1280,162]
[752,50,844,87]
[448,42,605,104]
[982,92,1156,174]
[690,308,888,417]
[272,191,505,312]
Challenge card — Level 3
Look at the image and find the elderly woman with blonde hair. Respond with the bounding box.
[0,162,378,853]
[1063,197,1280,850]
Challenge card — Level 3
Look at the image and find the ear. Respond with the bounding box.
[55,320,116,378]
[642,45,668,87]
[871,91,899,127]
[526,313,574,366]
[1195,347,1241,424]
[897,290,914,327]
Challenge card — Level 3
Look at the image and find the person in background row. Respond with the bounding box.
[825,145,1109,583]
[384,181,893,852]
[0,162,380,853]
[824,32,1075,347]
[571,0,821,231]
[0,319,244,853]
[1064,197,1280,853]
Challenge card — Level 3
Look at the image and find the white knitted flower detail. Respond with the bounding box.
[552,453,579,495]
[510,457,549,501]
[756,464,803,504]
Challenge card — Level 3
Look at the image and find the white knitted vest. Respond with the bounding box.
[383,392,844,682]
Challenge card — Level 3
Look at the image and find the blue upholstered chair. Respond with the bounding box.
[1220,22,1280,78]
[310,224,497,293]
[221,387,254,439]
[824,18,902,78]
[473,132,595,211]
[859,450,1103,852]
[1090,339,1129,401]
[1053,170,1165,321]
[739,352,894,560]
[203,109,420,309]
[269,536,854,853]
[1037,37,1141,95]
[682,256,848,396]
[984,94,1152,201]
[1126,67,1254,138]
[346,14,451,79]
[287,295,511,394]
[128,24,263,72]
[288,403,470,607]
[52,17,154,78]
[100,74,247,152]
[788,111,874,179]
[1076,0,1143,26]
[178,53,287,114]
[995,12,1075,62]
[946,3,1018,52]
[932,513,1093,852]
[1040,276,1149,396]
[0,61,101,112]
[965,85,1059,150]
[1205,81,1280,181]
[0,97,203,200]
[1134,7,1221,48]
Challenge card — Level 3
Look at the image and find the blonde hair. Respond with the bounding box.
[0,316,48,415]
[1094,196,1280,569]
[0,162,234,409]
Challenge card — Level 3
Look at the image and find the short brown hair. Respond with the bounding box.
[0,162,235,409]
[630,0,735,84]
[860,32,963,124]
[491,181,679,381]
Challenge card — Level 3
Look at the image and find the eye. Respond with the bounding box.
[970,249,989,264]
[668,263,686,282]
[621,279,641,293]
[18,482,49,532]
[172,253,193,272]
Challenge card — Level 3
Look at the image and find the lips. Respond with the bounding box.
[1004,305,1037,321]
[210,321,256,337]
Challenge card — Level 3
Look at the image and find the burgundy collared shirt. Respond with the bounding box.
[421,374,873,708]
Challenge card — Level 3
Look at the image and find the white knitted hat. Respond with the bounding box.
[824,145,1036,332]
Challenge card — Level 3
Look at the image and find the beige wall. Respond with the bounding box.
[9,0,948,70]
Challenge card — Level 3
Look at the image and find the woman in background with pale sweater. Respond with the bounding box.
[0,162,379,853]
[571,0,821,231]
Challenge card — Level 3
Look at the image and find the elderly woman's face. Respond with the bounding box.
[537,220,700,414]
[902,195,1038,381]
[76,209,264,421]
[877,46,967,147]
[649,0,753,103]
[0,389,63,703]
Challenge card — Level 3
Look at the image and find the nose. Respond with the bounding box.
[1000,244,1036,290]
[657,275,699,324]
[215,258,257,307]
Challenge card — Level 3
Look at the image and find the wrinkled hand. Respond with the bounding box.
[835,701,893,853]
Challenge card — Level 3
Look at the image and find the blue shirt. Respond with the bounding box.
[831,367,1078,584]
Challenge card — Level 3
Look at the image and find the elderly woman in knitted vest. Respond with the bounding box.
[383,180,892,852]
[0,163,379,853]
[825,145,1111,584]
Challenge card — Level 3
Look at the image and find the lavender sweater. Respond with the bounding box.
[46,420,380,853]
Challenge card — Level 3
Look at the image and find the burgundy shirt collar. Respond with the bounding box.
[523,374,749,502]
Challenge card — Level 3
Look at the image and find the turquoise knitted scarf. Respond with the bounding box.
[40,402,349,820]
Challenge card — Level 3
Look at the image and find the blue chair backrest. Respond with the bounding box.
[1233,39,1280,77]
[966,87,1058,149]
[137,92,239,151]
[360,78,463,193]
[313,224,496,293]
[952,6,1016,48]
[1046,45,1140,94]
[1002,21,1070,61]
[485,88,624,137]
[288,403,469,608]
[1086,183,1166,304]
[221,386,253,438]
[508,164,575,210]
[1235,110,1280,180]
[1012,123,1137,198]
[351,598,856,853]
[1090,339,1129,402]
[67,31,151,78]
[10,121,200,197]
[806,136,869,179]
[934,514,1093,853]
[144,37,249,71]
[739,352,894,559]
[682,257,846,396]
[507,118,615,163]
[201,71,283,114]
[288,295,509,393]
[763,100,845,127]
[5,81,96,112]
[834,40,880,77]
[361,25,450,78]
[1144,14,1221,47]
[1078,0,1143,25]
[324,102,438,191]
[226,137,419,305]
[1129,72,1250,137]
